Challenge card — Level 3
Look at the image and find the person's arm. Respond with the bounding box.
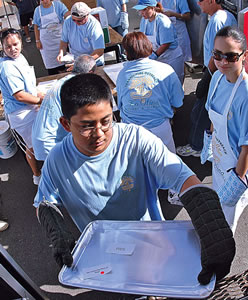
[13,90,44,105]
[179,175,201,193]
[236,145,248,180]
[64,11,71,19]
[154,43,170,57]
[37,201,75,268]
[6,1,16,6]
[179,183,235,285]
[163,10,190,21]
[90,48,104,60]
[34,24,42,50]
[57,40,68,62]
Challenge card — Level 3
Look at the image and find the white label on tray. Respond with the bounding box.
[106,243,135,255]
[82,263,112,280]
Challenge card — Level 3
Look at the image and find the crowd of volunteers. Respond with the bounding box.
[0,0,247,296]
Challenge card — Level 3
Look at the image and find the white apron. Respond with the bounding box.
[39,2,63,69]
[144,14,184,83]
[209,71,248,233]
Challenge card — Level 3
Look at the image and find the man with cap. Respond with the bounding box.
[57,2,105,66]
[32,54,97,161]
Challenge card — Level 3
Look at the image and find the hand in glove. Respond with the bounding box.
[217,169,248,207]
[179,186,235,285]
[200,130,213,164]
[38,201,75,268]
[120,12,129,30]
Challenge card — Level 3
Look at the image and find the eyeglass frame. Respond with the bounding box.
[68,113,117,137]
[212,49,245,62]
[78,120,116,137]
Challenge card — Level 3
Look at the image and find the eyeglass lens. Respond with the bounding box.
[212,50,244,62]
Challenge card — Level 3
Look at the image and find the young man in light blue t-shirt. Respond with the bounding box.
[35,73,235,286]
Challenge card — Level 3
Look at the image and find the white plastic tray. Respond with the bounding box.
[59,220,215,298]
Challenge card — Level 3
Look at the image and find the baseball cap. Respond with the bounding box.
[133,0,158,10]
[71,2,91,18]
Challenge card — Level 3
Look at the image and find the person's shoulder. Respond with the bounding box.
[211,70,222,82]
[156,13,171,25]
[47,133,71,160]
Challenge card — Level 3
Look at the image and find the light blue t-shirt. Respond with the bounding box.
[32,74,74,161]
[97,0,128,28]
[0,54,37,114]
[34,123,194,232]
[33,1,68,28]
[117,58,183,128]
[140,13,178,49]
[203,10,237,67]
[206,71,248,158]
[159,0,190,14]
[61,15,105,62]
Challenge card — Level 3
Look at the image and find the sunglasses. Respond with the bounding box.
[1,28,20,40]
[212,50,245,62]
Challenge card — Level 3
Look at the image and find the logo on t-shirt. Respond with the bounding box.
[127,72,158,103]
[120,176,135,192]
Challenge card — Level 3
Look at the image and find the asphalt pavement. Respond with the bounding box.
[0,1,248,299]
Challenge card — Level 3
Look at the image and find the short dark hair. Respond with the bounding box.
[215,26,247,51]
[122,32,153,61]
[60,73,113,120]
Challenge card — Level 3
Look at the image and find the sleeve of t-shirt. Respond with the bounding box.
[239,87,248,147]
[2,64,25,96]
[167,68,184,108]
[33,151,62,208]
[33,6,41,27]
[177,0,190,14]
[61,18,70,42]
[89,20,105,50]
[205,71,219,112]
[157,17,175,45]
[55,1,68,21]
[138,127,194,192]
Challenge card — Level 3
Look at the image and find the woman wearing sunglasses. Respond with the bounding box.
[33,0,70,75]
[204,26,248,233]
[0,29,45,184]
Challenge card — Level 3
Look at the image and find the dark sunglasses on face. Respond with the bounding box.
[212,50,245,62]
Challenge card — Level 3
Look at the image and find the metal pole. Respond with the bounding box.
[2,0,11,28]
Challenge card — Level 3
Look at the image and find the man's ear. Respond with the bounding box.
[60,116,71,132]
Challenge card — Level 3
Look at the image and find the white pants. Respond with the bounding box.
[8,105,38,148]
[149,119,176,153]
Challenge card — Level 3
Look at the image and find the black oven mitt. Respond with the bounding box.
[38,201,75,268]
[179,186,236,285]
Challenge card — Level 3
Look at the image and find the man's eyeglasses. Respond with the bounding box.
[78,120,116,137]
[212,50,245,62]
